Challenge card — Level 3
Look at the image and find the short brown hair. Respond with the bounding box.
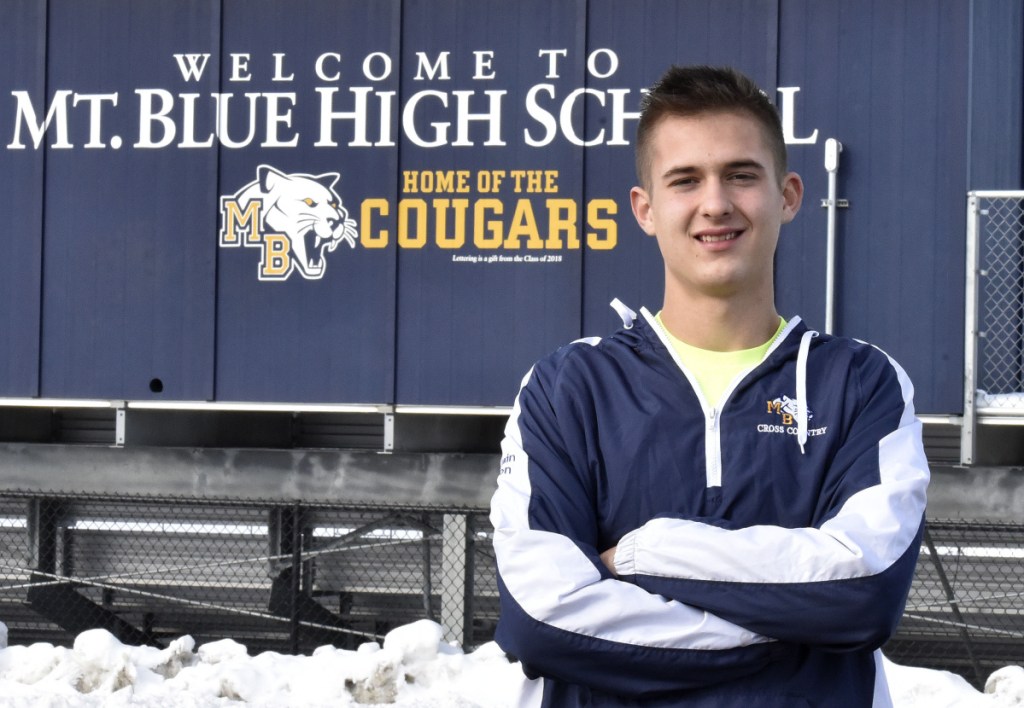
[635,65,787,189]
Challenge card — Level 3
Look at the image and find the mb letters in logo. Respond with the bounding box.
[219,165,357,281]
[767,395,808,427]
[758,395,828,438]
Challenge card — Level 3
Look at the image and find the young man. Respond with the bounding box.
[489,66,930,706]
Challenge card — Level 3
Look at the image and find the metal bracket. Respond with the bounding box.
[383,413,394,453]
[820,198,850,208]
[114,403,126,447]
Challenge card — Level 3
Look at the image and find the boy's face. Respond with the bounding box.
[630,110,803,305]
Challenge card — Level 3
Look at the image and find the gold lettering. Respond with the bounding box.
[398,198,428,248]
[220,198,262,246]
[474,199,503,248]
[260,233,291,278]
[586,199,618,250]
[503,199,543,249]
[360,199,389,248]
[434,198,468,249]
[545,199,577,249]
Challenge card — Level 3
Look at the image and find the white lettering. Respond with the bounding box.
[177,93,214,147]
[402,90,449,147]
[777,87,819,145]
[363,52,392,81]
[415,52,450,81]
[523,84,557,147]
[453,90,506,146]
[72,93,118,148]
[538,49,568,79]
[135,91,298,149]
[473,51,496,80]
[8,90,73,149]
[173,53,211,82]
[272,53,294,82]
[215,93,260,148]
[135,89,176,148]
[261,93,298,147]
[315,87,375,147]
[587,49,618,79]
[606,88,640,146]
[229,53,252,82]
[316,53,342,82]
[524,85,643,148]
[560,88,605,147]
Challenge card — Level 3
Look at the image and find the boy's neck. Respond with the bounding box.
[658,294,781,352]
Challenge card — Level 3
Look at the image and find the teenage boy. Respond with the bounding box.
[490,65,930,707]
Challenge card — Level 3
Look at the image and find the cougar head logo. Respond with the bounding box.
[233,165,357,279]
[775,395,813,420]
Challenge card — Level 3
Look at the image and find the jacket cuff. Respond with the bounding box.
[614,528,639,576]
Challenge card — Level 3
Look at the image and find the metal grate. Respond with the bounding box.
[975,195,1024,408]
[0,492,1019,690]
[883,520,1024,688]
[0,494,495,654]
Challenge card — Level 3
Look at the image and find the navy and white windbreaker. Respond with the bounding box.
[490,304,930,707]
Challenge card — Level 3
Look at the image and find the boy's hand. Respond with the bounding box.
[600,546,618,576]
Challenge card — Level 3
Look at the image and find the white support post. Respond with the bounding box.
[961,193,981,466]
[824,138,843,335]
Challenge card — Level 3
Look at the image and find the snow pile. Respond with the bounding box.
[885,656,1024,707]
[0,619,1020,707]
[0,619,526,707]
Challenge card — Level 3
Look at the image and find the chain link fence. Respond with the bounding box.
[0,492,1020,689]
[883,519,1024,687]
[0,493,497,655]
[970,192,1024,412]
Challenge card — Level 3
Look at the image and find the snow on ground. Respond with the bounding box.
[0,620,1020,707]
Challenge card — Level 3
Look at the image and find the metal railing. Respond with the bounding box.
[884,520,1024,687]
[0,493,497,653]
[962,191,1024,464]
[0,491,1020,689]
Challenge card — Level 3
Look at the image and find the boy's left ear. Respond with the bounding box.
[781,172,804,224]
[630,185,657,236]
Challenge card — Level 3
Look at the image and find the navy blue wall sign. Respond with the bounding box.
[1,1,1020,412]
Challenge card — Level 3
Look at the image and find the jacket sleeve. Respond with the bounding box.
[490,348,787,698]
[611,346,929,651]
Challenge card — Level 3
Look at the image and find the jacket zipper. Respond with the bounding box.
[705,408,722,487]
[639,307,802,490]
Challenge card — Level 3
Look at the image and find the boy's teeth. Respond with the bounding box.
[699,232,738,243]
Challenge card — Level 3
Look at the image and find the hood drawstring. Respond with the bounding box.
[796,329,818,454]
[610,298,637,329]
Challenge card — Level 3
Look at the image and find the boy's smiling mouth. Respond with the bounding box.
[696,230,742,243]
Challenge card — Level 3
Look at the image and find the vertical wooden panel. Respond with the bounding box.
[969,0,1023,189]
[582,0,781,336]
[394,0,587,406]
[214,0,400,404]
[777,0,971,413]
[3,0,1014,412]
[0,0,46,396]
[40,0,220,400]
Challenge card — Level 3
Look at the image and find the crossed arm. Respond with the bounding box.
[490,349,929,693]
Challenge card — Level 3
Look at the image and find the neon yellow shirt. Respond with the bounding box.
[655,313,787,408]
